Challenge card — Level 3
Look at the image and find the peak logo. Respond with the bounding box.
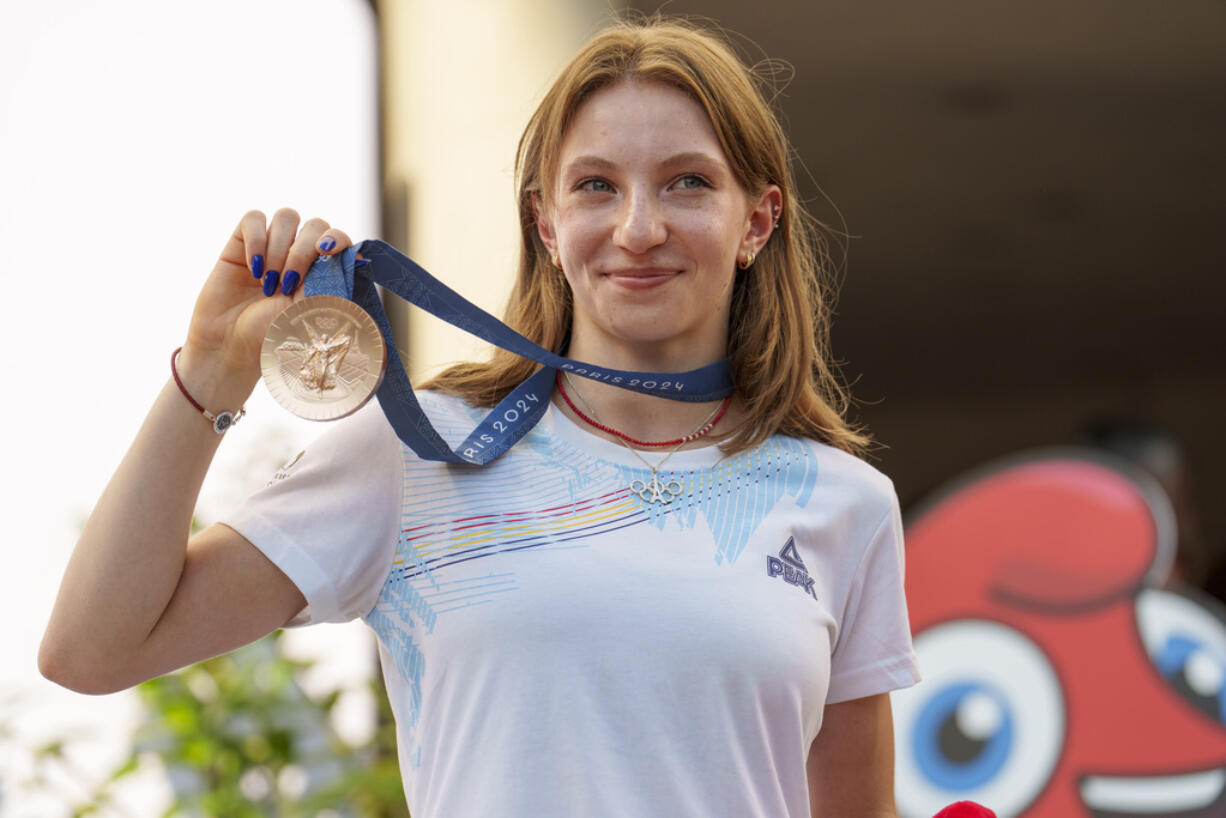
[767,537,817,600]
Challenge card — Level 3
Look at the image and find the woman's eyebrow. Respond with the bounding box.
[563,151,726,173]
[563,155,618,173]
[659,151,725,169]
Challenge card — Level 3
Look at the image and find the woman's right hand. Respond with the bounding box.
[177,208,353,408]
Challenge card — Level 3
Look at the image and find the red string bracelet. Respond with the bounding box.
[555,371,730,448]
[171,347,245,434]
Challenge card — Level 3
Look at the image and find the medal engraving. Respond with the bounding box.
[261,296,387,421]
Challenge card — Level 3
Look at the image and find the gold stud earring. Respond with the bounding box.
[551,253,561,269]
[737,250,755,270]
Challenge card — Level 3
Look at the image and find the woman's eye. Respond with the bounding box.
[577,178,612,193]
[674,174,709,190]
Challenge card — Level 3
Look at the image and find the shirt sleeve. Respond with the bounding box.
[826,495,922,704]
[219,400,405,626]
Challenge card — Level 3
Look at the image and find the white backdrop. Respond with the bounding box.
[0,2,380,814]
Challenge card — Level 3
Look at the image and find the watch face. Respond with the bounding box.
[261,295,387,421]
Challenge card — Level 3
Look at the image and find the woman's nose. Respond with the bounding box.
[613,188,667,254]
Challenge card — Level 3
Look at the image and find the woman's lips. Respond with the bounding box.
[603,269,679,290]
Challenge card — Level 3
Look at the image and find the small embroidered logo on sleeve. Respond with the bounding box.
[767,536,817,599]
[268,449,306,484]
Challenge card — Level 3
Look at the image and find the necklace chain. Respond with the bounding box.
[559,372,728,505]
[555,371,731,447]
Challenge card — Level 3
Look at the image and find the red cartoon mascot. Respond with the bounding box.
[896,450,1226,817]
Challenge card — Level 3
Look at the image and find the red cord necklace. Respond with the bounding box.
[555,371,731,448]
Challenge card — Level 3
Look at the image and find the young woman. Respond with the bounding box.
[41,18,919,817]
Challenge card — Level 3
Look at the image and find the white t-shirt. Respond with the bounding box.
[225,392,920,817]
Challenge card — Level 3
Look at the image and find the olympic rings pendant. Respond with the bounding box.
[631,472,683,505]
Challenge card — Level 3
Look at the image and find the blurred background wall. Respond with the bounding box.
[375,0,608,369]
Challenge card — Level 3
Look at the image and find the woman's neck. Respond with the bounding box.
[565,332,722,376]
[555,337,740,449]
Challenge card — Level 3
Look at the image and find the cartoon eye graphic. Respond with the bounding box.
[894,620,1065,818]
[1136,588,1226,724]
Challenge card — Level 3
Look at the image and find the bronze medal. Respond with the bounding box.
[260,295,387,421]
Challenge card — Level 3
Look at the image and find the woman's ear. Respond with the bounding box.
[742,184,783,256]
[531,191,557,256]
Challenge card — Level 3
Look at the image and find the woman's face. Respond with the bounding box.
[537,79,777,368]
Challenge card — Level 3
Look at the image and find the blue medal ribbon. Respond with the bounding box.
[303,240,733,465]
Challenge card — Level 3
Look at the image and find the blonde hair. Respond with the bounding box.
[424,16,869,456]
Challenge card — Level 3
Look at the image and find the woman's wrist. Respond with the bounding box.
[171,343,258,425]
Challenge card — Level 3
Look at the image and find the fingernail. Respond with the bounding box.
[354,258,371,269]
[317,237,336,252]
[281,270,300,296]
[263,270,280,297]
[251,254,264,279]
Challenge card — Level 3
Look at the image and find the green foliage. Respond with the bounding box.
[93,631,408,818]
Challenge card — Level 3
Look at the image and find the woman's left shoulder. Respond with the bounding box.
[784,435,899,509]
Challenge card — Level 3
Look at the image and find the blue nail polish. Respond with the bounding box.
[252,254,264,279]
[263,270,280,297]
[318,237,336,252]
[354,258,371,269]
[281,270,300,296]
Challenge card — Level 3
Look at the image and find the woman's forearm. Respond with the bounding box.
[39,355,252,692]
